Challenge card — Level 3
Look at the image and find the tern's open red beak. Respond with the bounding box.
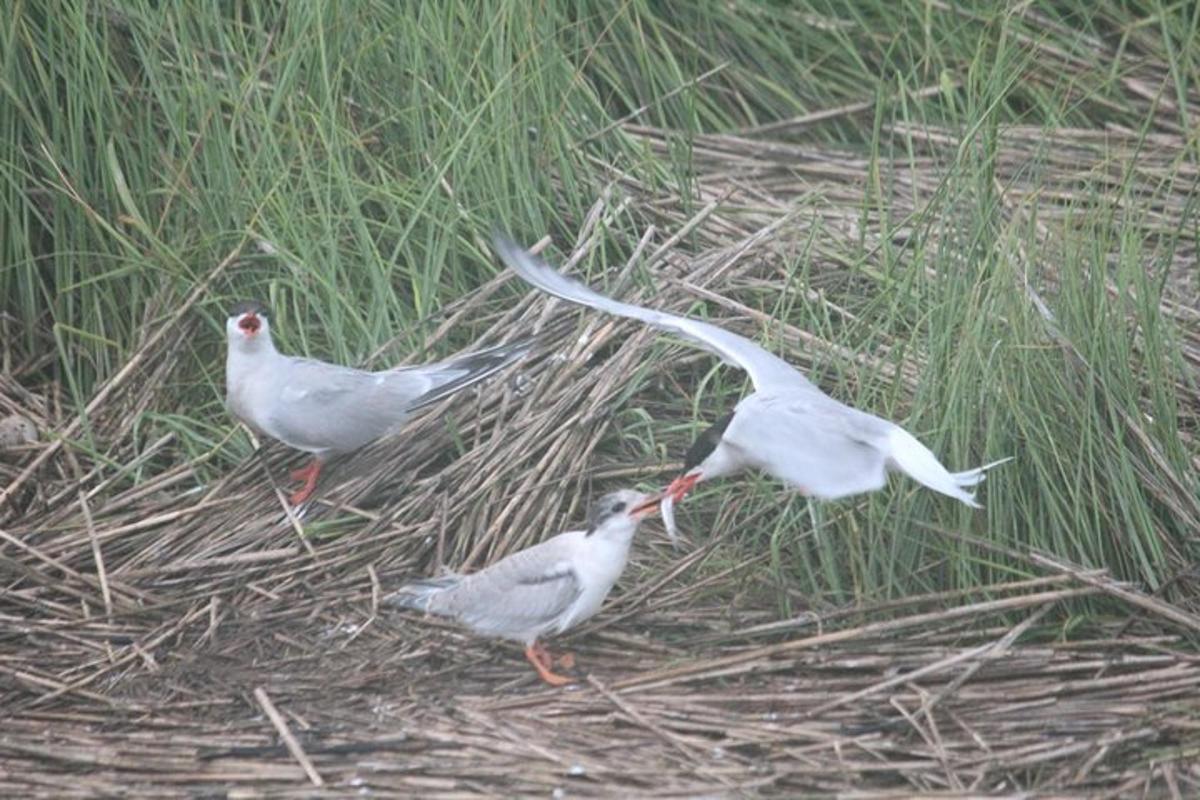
[238,313,261,335]
[665,473,700,503]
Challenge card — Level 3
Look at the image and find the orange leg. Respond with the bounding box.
[288,458,323,505]
[524,643,573,686]
[528,641,550,667]
[289,462,316,481]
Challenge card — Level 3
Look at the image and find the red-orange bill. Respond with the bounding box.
[665,473,699,502]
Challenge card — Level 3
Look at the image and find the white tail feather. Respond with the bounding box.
[885,427,1010,508]
[949,457,1015,488]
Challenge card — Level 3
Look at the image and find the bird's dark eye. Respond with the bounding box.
[611,502,626,513]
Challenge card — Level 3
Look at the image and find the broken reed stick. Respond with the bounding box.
[1030,552,1200,634]
[253,687,324,787]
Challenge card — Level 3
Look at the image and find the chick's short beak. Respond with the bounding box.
[631,493,665,517]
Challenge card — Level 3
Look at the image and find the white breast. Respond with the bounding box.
[225,348,284,438]
[553,531,632,633]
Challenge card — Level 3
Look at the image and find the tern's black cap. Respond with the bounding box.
[229,300,270,318]
[683,412,735,472]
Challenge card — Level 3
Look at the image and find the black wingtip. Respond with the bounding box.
[405,339,532,411]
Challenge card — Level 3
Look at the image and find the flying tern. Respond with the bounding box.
[389,489,661,686]
[492,233,1010,537]
[225,300,529,505]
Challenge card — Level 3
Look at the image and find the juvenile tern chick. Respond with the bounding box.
[389,490,660,686]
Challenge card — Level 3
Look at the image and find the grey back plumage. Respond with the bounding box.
[257,342,527,454]
[392,535,583,642]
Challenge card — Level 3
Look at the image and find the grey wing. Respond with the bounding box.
[265,357,436,454]
[493,232,812,392]
[265,340,525,454]
[439,537,583,640]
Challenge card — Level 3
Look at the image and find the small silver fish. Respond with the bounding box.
[661,493,678,543]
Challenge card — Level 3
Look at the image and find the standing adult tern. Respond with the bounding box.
[389,490,661,686]
[225,300,528,505]
[492,233,1010,535]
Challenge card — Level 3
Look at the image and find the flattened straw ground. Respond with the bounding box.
[3,115,1200,794]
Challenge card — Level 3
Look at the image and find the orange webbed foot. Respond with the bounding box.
[287,459,322,505]
[524,643,574,687]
